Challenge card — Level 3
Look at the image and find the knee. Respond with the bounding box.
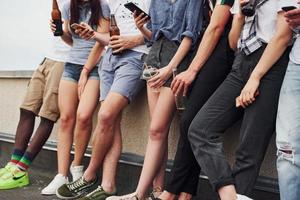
[60,114,75,129]
[97,110,115,127]
[77,112,92,127]
[149,125,167,141]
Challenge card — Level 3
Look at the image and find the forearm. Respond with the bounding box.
[251,13,292,80]
[187,6,231,75]
[139,26,152,41]
[129,34,145,47]
[84,42,104,71]
[250,35,291,80]
[168,36,193,70]
[229,14,245,50]
[187,25,224,75]
[93,32,110,46]
[61,30,73,46]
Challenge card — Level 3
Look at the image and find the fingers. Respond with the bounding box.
[240,0,249,7]
[50,20,56,32]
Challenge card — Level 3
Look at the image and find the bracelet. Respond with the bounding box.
[83,66,91,73]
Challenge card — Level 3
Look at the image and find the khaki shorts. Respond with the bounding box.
[20,58,64,122]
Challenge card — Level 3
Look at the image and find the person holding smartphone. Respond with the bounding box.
[55,0,152,199]
[107,1,204,200]
[187,0,293,199]
[276,3,300,200]
[42,0,110,195]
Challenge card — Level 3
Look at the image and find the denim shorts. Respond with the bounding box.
[99,48,144,103]
[61,62,99,83]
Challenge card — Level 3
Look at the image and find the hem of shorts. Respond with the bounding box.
[61,77,79,83]
[100,90,131,103]
[19,106,39,116]
[88,76,100,81]
[39,112,59,122]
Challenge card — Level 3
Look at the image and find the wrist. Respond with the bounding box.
[82,66,91,74]
[250,71,263,80]
[187,67,198,77]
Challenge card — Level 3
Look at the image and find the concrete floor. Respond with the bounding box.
[1,169,60,200]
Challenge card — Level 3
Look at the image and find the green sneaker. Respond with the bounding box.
[0,165,29,190]
[56,176,97,199]
[0,163,14,178]
[78,186,116,200]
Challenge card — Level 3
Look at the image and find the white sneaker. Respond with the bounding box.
[41,174,68,195]
[70,165,84,181]
[237,194,253,200]
[107,192,139,200]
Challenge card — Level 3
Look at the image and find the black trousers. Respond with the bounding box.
[188,44,290,195]
[165,33,234,195]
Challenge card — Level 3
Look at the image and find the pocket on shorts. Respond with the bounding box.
[45,87,60,116]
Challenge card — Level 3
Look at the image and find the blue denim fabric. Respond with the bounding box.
[147,0,204,48]
[276,60,300,200]
[62,62,99,83]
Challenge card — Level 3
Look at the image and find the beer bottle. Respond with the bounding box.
[110,14,121,55]
[52,0,63,36]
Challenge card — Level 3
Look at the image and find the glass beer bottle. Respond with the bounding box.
[110,14,121,55]
[173,68,186,112]
[52,0,63,36]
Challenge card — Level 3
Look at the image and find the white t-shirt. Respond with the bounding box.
[107,0,151,54]
[46,0,71,62]
[232,0,284,43]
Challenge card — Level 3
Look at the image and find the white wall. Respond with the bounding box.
[0,0,52,70]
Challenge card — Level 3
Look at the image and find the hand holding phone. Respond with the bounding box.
[124,2,151,19]
[71,23,86,31]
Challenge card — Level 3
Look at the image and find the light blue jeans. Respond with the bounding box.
[276,61,300,200]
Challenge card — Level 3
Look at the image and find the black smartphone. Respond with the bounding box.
[282,6,297,12]
[124,2,151,19]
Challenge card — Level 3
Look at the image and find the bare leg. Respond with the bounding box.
[26,117,54,160]
[152,139,168,189]
[135,87,176,199]
[101,113,123,193]
[83,92,128,182]
[73,79,100,166]
[13,109,36,152]
[57,80,79,176]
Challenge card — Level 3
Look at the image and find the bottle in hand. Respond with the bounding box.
[173,68,186,112]
[110,14,121,55]
[52,0,63,36]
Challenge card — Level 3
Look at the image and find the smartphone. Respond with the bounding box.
[124,2,151,19]
[70,23,85,30]
[282,6,297,12]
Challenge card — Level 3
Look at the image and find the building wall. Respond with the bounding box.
[0,71,278,179]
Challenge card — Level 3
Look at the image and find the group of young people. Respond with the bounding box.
[0,0,299,200]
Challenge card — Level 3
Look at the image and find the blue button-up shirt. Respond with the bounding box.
[147,0,204,48]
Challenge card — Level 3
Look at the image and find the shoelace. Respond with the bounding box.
[86,186,103,197]
[67,177,86,191]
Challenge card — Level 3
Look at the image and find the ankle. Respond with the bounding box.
[83,173,97,183]
[101,182,117,194]
[159,191,176,200]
